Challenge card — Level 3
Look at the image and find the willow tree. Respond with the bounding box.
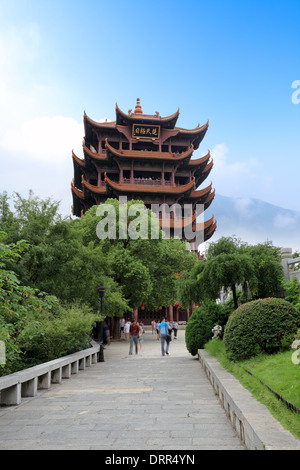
[186,237,255,309]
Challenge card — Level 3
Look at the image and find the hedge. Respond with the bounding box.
[223,297,300,360]
[185,301,228,356]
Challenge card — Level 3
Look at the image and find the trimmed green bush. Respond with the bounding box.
[185,301,228,356]
[17,303,95,365]
[223,298,300,360]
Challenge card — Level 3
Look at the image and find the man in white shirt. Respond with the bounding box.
[124,319,131,342]
[119,317,125,337]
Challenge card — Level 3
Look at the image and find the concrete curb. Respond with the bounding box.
[198,349,300,450]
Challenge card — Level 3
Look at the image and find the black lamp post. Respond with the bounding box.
[97,285,107,362]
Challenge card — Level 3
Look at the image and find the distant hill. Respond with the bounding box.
[203,194,300,251]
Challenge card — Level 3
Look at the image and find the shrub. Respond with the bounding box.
[283,277,300,308]
[185,301,228,356]
[17,303,95,365]
[223,298,300,360]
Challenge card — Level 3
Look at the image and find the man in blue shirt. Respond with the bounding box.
[158,317,171,356]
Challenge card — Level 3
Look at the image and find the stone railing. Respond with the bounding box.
[123,178,174,186]
[0,343,99,406]
[198,349,300,450]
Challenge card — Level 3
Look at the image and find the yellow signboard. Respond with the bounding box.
[132,124,160,140]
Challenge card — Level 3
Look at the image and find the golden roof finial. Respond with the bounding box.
[134,98,143,114]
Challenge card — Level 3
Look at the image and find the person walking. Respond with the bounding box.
[119,317,125,337]
[158,316,171,356]
[129,318,140,355]
[124,319,131,342]
[156,320,160,341]
[138,322,144,351]
[173,321,178,339]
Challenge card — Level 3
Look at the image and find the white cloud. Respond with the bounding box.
[0,114,83,218]
[273,213,297,229]
[1,115,83,164]
[0,21,84,217]
[210,143,259,178]
[208,143,272,201]
[234,198,255,218]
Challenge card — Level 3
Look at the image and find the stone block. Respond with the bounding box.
[0,383,21,405]
[21,377,38,398]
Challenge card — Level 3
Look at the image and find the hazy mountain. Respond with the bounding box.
[204,194,300,251]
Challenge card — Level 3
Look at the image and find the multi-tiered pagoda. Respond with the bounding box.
[71,99,217,323]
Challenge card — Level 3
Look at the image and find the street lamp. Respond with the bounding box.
[97,285,107,362]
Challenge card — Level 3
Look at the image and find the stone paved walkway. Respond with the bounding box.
[0,330,245,450]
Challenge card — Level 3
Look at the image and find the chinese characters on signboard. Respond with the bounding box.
[132,124,160,140]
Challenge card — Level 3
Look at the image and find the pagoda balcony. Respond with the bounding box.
[123,177,174,186]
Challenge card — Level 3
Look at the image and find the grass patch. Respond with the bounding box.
[204,339,300,440]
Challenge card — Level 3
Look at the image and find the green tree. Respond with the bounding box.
[78,200,194,311]
[178,236,285,310]
[0,193,129,317]
[283,277,300,307]
[196,237,255,309]
[243,242,284,299]
[0,190,62,245]
[0,192,197,329]
[177,255,203,308]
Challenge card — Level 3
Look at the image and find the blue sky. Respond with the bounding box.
[0,0,299,223]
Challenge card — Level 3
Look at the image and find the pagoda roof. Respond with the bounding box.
[192,215,217,234]
[189,182,213,198]
[71,180,85,199]
[204,219,217,241]
[180,214,217,243]
[104,174,195,195]
[81,176,107,195]
[160,210,197,229]
[84,111,116,130]
[204,188,215,206]
[194,159,214,186]
[175,120,209,136]
[83,100,209,148]
[82,143,108,162]
[72,151,86,168]
[105,139,194,162]
[116,99,180,128]
[188,150,211,167]
[194,214,215,230]
[200,158,214,173]
[180,187,215,214]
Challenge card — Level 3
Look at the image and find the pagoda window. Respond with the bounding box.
[164,172,172,182]
[132,141,157,152]
[123,170,131,180]
[175,176,190,185]
[107,141,119,150]
[171,145,187,154]
[162,145,168,153]
[106,172,119,182]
